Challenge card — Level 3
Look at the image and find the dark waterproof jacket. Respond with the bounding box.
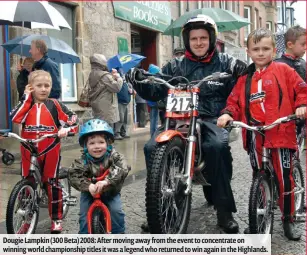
[132,51,247,118]
[32,55,61,99]
[275,54,306,82]
[16,69,30,100]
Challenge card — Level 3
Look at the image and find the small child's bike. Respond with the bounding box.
[87,169,112,234]
[228,115,305,235]
[0,131,77,234]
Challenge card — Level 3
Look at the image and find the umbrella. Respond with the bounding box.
[1,34,80,64]
[163,8,250,36]
[107,53,146,74]
[0,1,71,30]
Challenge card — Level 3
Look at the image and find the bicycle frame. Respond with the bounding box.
[230,115,305,215]
[87,169,112,234]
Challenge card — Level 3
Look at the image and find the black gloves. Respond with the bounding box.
[232,59,247,78]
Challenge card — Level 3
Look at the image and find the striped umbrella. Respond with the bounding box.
[0,1,71,30]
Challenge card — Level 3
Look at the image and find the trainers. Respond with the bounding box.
[283,220,301,241]
[114,134,124,140]
[51,220,63,234]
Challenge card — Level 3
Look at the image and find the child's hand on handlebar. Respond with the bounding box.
[96,180,110,194]
[58,128,69,138]
[295,106,306,119]
[217,114,233,128]
[89,183,98,196]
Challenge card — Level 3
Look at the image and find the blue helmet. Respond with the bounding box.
[79,119,114,146]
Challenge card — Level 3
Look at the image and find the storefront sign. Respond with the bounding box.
[113,1,171,32]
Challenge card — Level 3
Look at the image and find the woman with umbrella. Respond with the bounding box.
[88,54,123,126]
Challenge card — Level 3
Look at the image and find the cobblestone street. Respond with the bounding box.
[32,136,306,255]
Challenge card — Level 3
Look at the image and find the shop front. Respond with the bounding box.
[112,1,171,128]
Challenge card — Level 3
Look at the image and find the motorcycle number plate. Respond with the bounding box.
[166,92,193,112]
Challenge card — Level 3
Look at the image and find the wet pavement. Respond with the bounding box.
[0,130,306,255]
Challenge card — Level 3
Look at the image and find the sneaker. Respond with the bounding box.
[51,220,63,234]
[114,134,124,140]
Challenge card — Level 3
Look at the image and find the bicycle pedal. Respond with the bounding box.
[65,196,77,206]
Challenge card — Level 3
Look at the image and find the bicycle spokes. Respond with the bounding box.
[257,182,272,234]
[13,185,37,234]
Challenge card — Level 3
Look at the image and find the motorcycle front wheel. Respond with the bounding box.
[146,137,191,234]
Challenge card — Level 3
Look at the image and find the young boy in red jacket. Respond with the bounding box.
[217,28,306,241]
[10,70,78,233]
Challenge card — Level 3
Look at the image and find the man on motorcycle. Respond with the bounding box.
[126,15,247,233]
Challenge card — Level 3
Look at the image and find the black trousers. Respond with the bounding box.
[136,103,147,127]
[144,119,236,213]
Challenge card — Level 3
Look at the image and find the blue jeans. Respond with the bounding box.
[79,192,125,234]
[149,106,159,137]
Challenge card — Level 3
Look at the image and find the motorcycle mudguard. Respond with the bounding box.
[155,130,185,143]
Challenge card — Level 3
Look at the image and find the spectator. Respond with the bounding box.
[16,57,34,100]
[173,47,185,58]
[30,39,61,99]
[114,69,133,140]
[88,54,123,126]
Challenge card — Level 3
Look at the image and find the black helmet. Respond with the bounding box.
[182,14,218,58]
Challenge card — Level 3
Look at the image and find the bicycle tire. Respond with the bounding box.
[6,179,39,234]
[60,178,70,219]
[91,207,107,234]
[249,171,274,234]
[293,159,305,214]
[146,137,191,234]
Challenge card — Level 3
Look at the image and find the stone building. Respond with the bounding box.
[0,1,277,134]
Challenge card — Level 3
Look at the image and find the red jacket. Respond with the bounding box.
[222,62,306,151]
[10,93,78,153]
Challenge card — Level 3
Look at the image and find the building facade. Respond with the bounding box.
[0,1,279,134]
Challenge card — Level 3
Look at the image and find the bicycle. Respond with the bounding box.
[228,115,305,234]
[0,131,77,234]
[136,71,235,234]
[87,169,112,234]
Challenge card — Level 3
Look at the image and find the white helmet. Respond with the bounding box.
[182,14,218,58]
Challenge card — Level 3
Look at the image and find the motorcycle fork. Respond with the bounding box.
[184,115,197,195]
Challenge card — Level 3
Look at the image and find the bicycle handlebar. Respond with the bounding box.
[228,114,297,131]
[0,132,75,144]
[137,69,232,90]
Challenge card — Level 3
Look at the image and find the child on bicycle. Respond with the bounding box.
[217,28,306,241]
[10,70,78,233]
[275,25,306,146]
[69,119,130,234]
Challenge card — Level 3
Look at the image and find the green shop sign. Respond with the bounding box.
[113,1,171,32]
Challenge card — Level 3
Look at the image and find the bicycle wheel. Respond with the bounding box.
[146,137,191,234]
[6,179,39,234]
[60,178,70,219]
[249,171,274,234]
[91,207,107,234]
[293,159,305,214]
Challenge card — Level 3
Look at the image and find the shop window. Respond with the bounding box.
[47,2,77,102]
[220,0,226,9]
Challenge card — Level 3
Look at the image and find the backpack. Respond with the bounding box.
[117,82,131,104]
[78,79,90,107]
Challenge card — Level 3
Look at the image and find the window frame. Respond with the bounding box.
[244,6,251,41]
[60,63,78,102]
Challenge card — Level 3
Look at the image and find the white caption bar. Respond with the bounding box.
[0,234,271,255]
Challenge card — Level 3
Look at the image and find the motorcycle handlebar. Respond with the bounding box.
[137,68,232,89]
